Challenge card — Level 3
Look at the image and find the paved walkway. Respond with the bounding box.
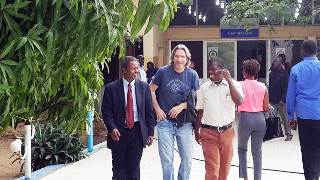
[41,125,304,180]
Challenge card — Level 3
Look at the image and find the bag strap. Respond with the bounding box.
[270,106,279,117]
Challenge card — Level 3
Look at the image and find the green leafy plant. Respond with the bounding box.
[0,0,189,133]
[11,123,86,171]
[223,0,320,26]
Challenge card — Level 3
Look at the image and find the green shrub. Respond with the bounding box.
[14,123,86,171]
[0,0,184,134]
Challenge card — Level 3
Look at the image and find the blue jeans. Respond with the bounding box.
[157,120,193,180]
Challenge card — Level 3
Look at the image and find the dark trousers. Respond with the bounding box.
[111,123,144,180]
[298,118,320,180]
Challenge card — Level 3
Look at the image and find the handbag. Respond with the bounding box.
[176,108,197,128]
[175,90,197,128]
[263,109,284,142]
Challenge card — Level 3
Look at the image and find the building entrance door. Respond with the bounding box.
[237,40,267,82]
[204,41,237,82]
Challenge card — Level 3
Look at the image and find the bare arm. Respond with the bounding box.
[149,83,160,109]
[227,79,244,106]
[149,83,166,121]
[263,87,271,112]
[194,88,204,144]
[195,109,203,144]
[195,110,204,129]
[168,102,187,119]
[221,69,244,105]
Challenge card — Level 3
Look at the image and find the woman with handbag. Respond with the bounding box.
[237,59,271,180]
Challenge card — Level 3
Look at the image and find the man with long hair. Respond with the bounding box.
[150,44,200,180]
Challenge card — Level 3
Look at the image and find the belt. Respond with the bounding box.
[201,122,232,132]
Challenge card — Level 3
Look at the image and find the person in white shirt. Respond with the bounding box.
[195,57,244,180]
[137,55,147,83]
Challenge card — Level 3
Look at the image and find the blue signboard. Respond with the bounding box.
[220,18,259,38]
[221,28,259,38]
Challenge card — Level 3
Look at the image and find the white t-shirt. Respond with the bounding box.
[138,66,147,83]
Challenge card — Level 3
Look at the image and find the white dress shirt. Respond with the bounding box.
[123,78,139,122]
[196,79,244,127]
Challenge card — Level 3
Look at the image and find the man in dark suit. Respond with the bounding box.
[102,56,155,180]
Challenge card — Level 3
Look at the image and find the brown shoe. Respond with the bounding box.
[285,136,293,141]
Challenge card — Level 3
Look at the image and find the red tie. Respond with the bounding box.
[126,83,134,129]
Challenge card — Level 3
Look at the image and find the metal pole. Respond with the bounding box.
[195,0,198,26]
[24,121,31,180]
[266,40,272,84]
[311,0,315,25]
[87,111,94,153]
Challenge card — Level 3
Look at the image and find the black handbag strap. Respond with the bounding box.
[264,105,279,118]
[270,107,279,117]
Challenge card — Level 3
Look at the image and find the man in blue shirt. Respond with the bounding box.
[150,44,200,180]
[286,40,320,180]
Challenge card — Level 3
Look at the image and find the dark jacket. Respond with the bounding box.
[146,68,158,84]
[101,79,155,149]
[269,68,289,104]
[175,90,197,128]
